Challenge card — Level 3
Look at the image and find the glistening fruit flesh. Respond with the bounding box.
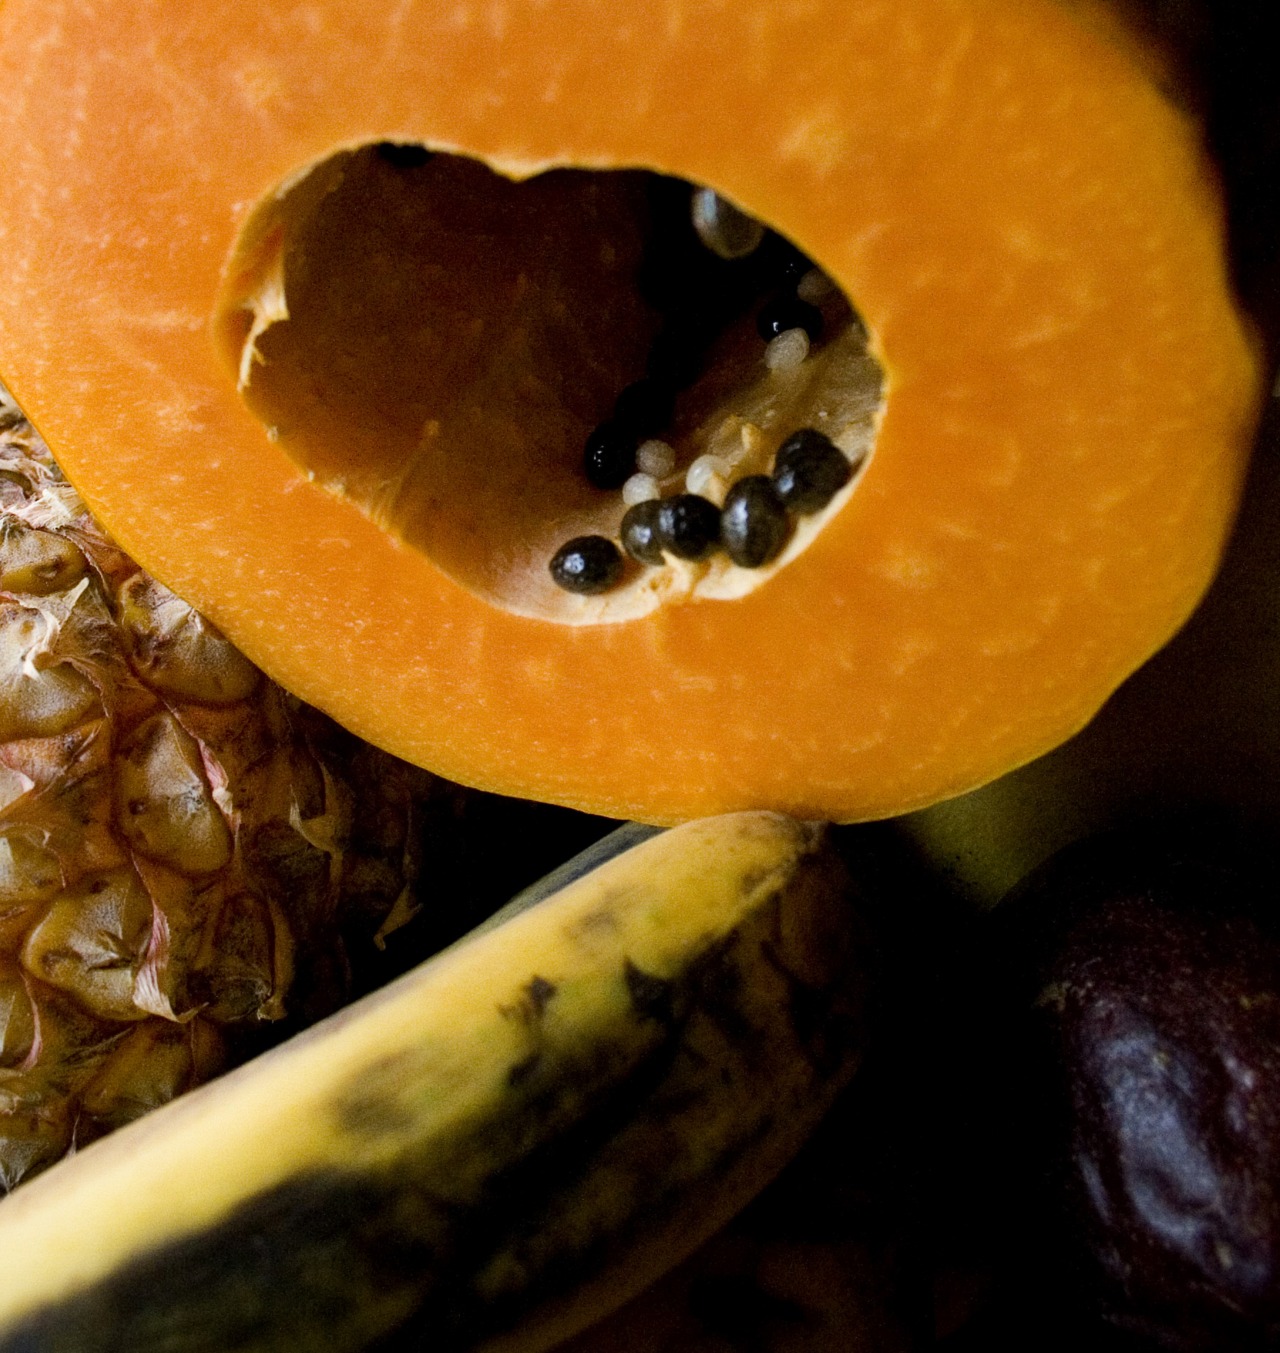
[0,0,1263,824]
[0,389,454,1193]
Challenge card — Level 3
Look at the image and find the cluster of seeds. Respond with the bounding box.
[551,185,859,596]
[580,186,776,494]
[550,427,857,594]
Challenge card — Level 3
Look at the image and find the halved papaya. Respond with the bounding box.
[0,0,1263,823]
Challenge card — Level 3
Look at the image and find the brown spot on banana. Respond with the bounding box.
[0,813,869,1353]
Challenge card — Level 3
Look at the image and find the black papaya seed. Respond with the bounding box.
[721,475,790,568]
[620,499,666,566]
[656,493,721,561]
[583,421,638,490]
[772,428,852,514]
[613,378,676,439]
[549,536,624,594]
[373,141,433,169]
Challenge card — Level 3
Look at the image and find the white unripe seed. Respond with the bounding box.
[686,455,732,498]
[797,267,836,303]
[622,473,661,505]
[636,439,676,478]
[764,327,810,373]
[690,188,765,260]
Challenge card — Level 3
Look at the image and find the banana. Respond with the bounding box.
[0,812,868,1353]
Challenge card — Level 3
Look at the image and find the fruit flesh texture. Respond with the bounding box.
[0,393,454,1193]
[0,0,1262,824]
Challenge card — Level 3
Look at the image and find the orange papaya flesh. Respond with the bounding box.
[0,0,1263,824]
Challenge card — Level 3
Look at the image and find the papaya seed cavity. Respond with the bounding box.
[216,144,884,624]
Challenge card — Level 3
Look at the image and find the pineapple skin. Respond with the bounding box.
[0,387,458,1193]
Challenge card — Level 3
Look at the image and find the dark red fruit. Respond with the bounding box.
[999,826,1280,1352]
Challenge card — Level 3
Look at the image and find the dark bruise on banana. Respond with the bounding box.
[0,813,869,1353]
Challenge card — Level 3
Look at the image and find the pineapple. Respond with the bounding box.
[0,385,460,1192]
